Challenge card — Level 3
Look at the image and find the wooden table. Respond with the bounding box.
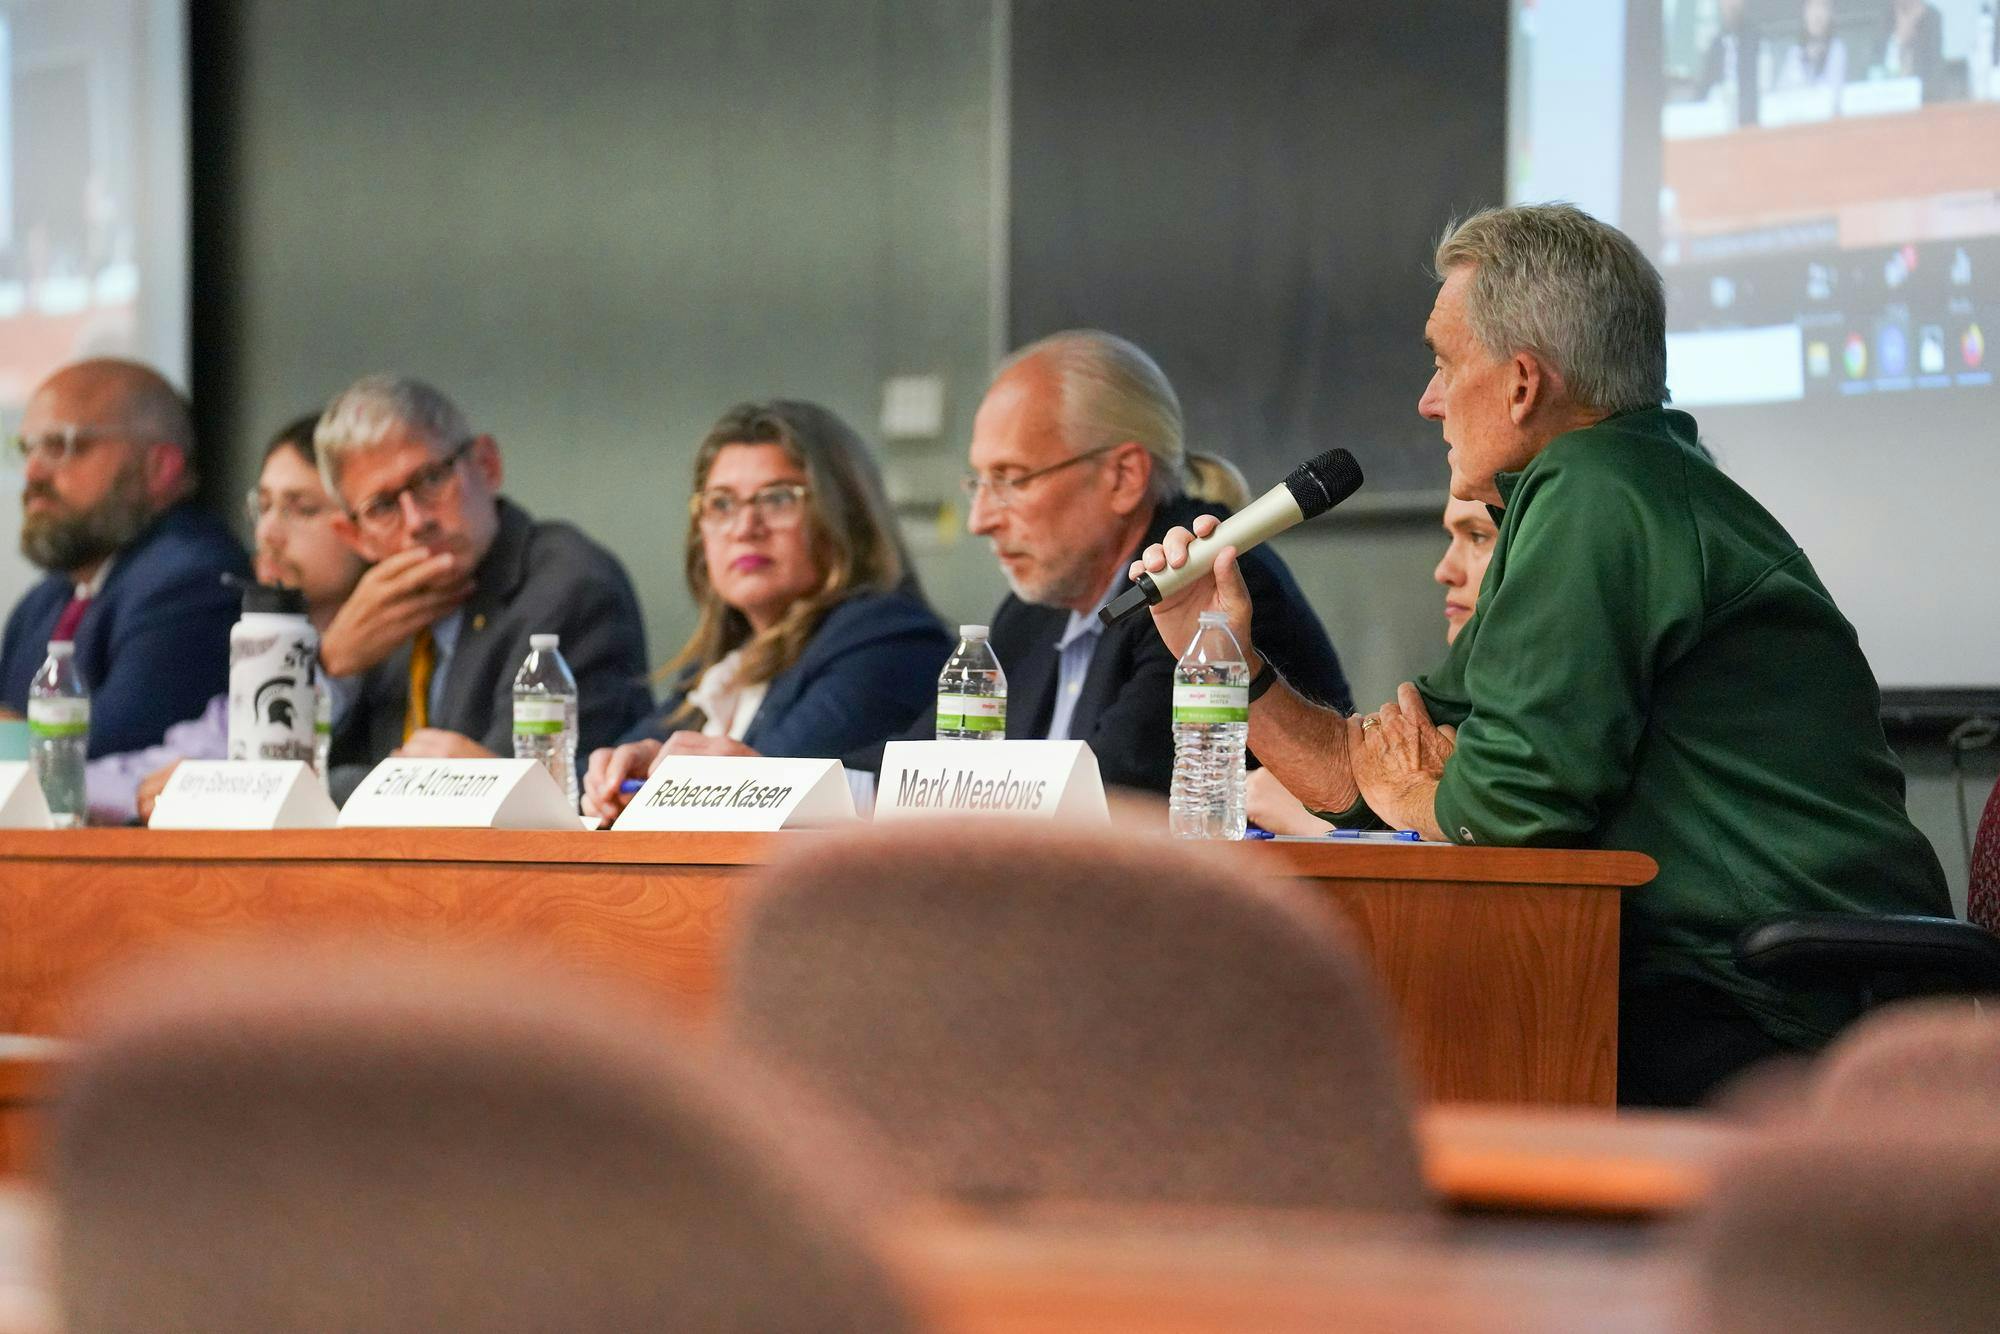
[0,1181,1700,1334]
[0,829,1652,1105]
[890,1208,1693,1333]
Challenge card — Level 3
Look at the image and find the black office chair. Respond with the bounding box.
[1735,912,2000,1009]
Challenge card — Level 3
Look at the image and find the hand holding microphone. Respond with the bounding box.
[1115,447,1364,666]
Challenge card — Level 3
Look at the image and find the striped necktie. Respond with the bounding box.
[403,628,436,741]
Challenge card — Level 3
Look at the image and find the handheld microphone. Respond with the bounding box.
[1099,448,1363,627]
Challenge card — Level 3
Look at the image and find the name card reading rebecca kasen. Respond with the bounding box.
[337,758,576,830]
[0,762,52,829]
[613,757,856,832]
[875,740,1108,824]
[148,761,337,830]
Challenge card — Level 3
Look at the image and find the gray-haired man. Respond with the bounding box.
[315,375,651,792]
[1134,203,1949,1105]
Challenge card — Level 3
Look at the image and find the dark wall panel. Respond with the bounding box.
[1008,0,1508,497]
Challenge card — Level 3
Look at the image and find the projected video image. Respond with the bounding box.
[1512,0,1998,406]
[0,0,182,414]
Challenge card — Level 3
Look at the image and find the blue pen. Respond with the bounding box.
[1328,828,1422,842]
[1245,826,1275,840]
[619,778,645,795]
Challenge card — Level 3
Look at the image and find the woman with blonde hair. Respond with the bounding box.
[584,400,950,819]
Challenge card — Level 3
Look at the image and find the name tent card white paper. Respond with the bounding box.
[613,757,856,832]
[148,761,337,830]
[875,740,1108,824]
[338,758,576,830]
[0,763,52,829]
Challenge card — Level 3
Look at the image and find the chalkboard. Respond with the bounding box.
[1008,0,1507,502]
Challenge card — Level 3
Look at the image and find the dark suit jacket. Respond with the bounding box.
[624,586,951,759]
[330,497,652,789]
[862,494,1351,794]
[0,502,247,756]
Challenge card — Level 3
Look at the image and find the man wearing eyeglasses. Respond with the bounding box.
[895,329,1350,792]
[313,375,651,796]
[0,358,247,766]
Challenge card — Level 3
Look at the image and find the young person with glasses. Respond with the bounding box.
[583,400,949,822]
[313,375,652,800]
[102,415,368,823]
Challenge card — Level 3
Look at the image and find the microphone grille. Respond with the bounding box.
[1283,448,1364,519]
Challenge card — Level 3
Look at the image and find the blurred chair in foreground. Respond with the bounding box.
[720,822,1428,1213]
[1682,1116,2000,1334]
[1806,998,2000,1120]
[51,948,916,1334]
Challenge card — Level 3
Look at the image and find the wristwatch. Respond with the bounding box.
[1246,658,1279,703]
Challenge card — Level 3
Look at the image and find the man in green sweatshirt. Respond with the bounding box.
[1132,202,1950,1106]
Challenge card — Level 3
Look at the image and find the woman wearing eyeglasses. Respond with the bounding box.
[582,400,951,821]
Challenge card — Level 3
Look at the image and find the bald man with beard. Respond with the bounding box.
[0,359,246,762]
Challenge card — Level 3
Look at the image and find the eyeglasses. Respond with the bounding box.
[245,490,334,529]
[959,445,1115,510]
[690,482,810,532]
[12,425,121,468]
[347,439,475,534]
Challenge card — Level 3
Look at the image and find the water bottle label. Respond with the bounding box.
[1172,684,1248,724]
[28,698,89,737]
[935,693,1006,732]
[514,699,569,735]
[316,691,333,734]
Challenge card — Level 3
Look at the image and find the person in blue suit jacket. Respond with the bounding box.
[583,400,950,821]
[0,359,246,764]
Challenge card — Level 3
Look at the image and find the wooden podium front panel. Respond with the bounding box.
[0,831,1647,1105]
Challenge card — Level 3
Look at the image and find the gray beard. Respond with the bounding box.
[1004,549,1109,611]
[21,468,157,574]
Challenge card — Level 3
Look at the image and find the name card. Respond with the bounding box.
[1839,76,1921,118]
[875,740,1108,824]
[612,756,856,831]
[0,763,52,829]
[338,758,576,830]
[148,761,337,830]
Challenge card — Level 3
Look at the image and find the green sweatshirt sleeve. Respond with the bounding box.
[1431,453,1702,847]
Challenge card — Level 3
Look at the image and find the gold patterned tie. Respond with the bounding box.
[403,628,436,741]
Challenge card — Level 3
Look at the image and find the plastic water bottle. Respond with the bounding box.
[1169,610,1249,840]
[936,624,1007,740]
[512,633,579,810]
[28,641,89,828]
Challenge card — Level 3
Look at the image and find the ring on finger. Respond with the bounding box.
[1361,715,1381,731]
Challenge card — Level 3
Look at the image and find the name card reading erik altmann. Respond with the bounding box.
[875,740,1108,823]
[148,761,337,830]
[613,757,855,831]
[338,758,577,830]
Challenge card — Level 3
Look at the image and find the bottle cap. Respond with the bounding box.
[45,640,74,658]
[530,633,560,651]
[222,573,306,616]
[958,625,989,640]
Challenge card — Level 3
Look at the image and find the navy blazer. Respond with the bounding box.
[0,502,248,757]
[857,494,1351,793]
[624,587,951,759]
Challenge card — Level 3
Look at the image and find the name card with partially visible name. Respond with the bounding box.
[875,740,1108,823]
[338,758,577,830]
[613,756,856,831]
[148,761,337,830]
[0,763,51,829]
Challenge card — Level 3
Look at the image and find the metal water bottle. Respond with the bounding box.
[226,579,319,764]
